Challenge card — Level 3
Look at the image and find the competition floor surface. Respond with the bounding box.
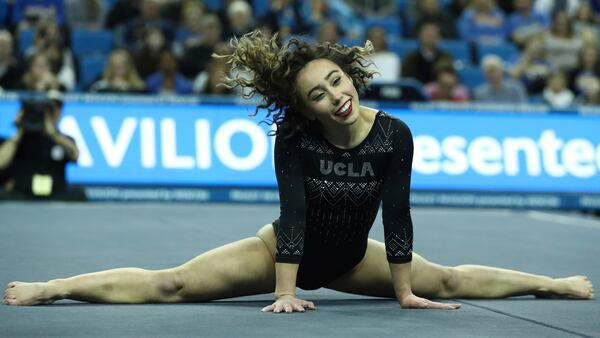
[1,202,599,338]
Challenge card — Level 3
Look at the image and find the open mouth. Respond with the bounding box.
[335,99,352,118]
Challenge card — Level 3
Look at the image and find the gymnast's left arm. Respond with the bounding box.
[382,120,458,310]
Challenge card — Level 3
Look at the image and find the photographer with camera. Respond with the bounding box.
[0,91,83,200]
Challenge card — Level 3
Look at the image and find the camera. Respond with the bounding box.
[19,99,52,133]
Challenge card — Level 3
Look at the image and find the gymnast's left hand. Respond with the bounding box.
[399,293,461,310]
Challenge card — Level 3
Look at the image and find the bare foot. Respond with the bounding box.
[535,276,595,299]
[4,281,57,306]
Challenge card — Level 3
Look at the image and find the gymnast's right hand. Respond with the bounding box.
[261,294,316,313]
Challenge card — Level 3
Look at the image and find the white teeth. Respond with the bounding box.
[337,101,351,115]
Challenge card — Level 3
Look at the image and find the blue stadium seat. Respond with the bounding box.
[71,29,113,58]
[0,0,7,24]
[19,29,35,55]
[338,37,362,47]
[396,0,408,10]
[252,0,270,17]
[282,34,315,46]
[438,40,471,64]
[388,39,418,58]
[476,42,520,64]
[364,17,403,36]
[458,66,486,90]
[203,0,223,12]
[79,56,107,90]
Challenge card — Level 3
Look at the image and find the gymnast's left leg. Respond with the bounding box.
[325,239,595,300]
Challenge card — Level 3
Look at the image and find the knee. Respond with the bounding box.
[153,269,185,299]
[440,267,461,298]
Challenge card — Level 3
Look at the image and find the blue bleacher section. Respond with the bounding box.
[364,17,402,36]
[389,39,418,58]
[79,57,107,90]
[71,29,113,58]
[458,66,486,90]
[3,0,587,105]
[18,29,35,55]
[338,37,362,47]
[438,40,471,64]
[252,0,270,17]
[0,0,7,25]
[476,42,520,64]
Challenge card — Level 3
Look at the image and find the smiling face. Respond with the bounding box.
[295,59,360,128]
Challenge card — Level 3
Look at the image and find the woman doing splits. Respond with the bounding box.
[4,31,595,312]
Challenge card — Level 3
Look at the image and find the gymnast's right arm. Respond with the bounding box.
[261,134,314,313]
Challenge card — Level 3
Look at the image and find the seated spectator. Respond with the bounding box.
[543,10,583,72]
[64,0,108,30]
[402,22,454,84]
[172,0,205,55]
[510,36,553,94]
[580,27,599,49]
[458,0,507,44]
[316,20,341,44]
[575,77,600,105]
[425,66,470,101]
[300,0,364,39]
[25,21,76,91]
[179,14,223,79]
[543,71,574,108]
[506,0,550,48]
[145,51,192,95]
[11,0,66,30]
[0,91,85,201]
[474,54,528,103]
[193,45,234,95]
[411,0,458,39]
[366,26,401,83]
[133,27,168,79]
[0,30,25,91]
[121,0,174,51]
[573,1,599,35]
[20,53,62,91]
[569,45,600,94]
[223,0,256,40]
[259,0,302,38]
[90,49,146,93]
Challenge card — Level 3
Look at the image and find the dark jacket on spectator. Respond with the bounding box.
[0,60,25,90]
[402,48,453,84]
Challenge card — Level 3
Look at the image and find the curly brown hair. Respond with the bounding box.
[217,30,376,137]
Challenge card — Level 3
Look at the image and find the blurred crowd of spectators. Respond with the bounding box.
[0,0,599,108]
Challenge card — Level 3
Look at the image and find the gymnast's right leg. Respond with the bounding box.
[4,224,277,306]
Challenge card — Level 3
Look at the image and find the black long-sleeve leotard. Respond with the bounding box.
[273,111,414,290]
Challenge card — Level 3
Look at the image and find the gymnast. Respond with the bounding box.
[4,30,594,312]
